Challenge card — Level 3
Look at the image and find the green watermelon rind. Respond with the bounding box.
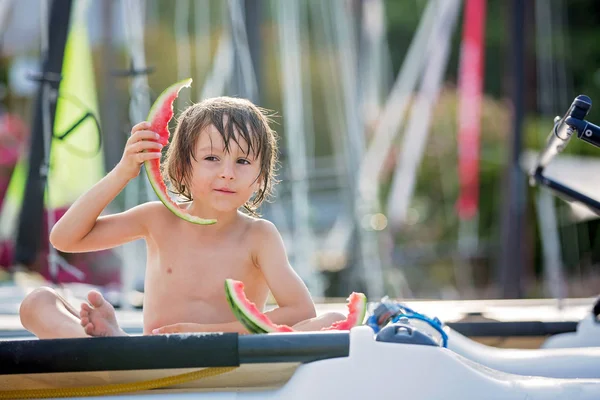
[349,293,368,327]
[144,78,217,225]
[225,284,268,334]
[225,279,271,334]
[225,278,369,334]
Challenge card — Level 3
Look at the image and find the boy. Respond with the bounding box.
[19,96,344,338]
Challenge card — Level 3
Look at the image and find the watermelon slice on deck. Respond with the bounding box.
[144,78,217,225]
[225,279,367,333]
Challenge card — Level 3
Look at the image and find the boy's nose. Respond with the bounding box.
[220,163,235,180]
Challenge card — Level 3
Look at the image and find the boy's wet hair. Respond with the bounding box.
[162,96,279,216]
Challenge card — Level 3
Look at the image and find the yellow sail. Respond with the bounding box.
[0,0,104,237]
[49,0,104,208]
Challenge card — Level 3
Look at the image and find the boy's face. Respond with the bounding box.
[189,124,262,213]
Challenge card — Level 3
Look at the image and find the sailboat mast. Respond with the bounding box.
[13,0,73,271]
[499,0,526,298]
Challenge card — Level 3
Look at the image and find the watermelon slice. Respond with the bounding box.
[224,279,367,334]
[225,279,295,333]
[144,78,217,225]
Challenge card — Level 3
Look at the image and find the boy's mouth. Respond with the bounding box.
[214,187,236,194]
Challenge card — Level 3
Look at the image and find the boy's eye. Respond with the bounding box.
[237,158,251,165]
[205,156,218,161]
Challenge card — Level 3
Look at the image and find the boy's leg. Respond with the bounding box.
[19,286,88,339]
[292,312,347,332]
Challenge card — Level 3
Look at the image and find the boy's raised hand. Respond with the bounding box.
[115,121,164,181]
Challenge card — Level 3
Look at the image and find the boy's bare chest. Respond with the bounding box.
[162,239,251,273]
[148,229,261,298]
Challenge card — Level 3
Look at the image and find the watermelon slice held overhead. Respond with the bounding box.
[224,279,367,333]
[144,78,216,225]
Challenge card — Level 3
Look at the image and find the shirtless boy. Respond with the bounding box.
[19,96,344,338]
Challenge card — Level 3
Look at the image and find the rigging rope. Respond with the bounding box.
[0,366,237,399]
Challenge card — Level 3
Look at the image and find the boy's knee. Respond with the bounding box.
[19,286,59,328]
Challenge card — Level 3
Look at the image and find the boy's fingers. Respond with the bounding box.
[128,130,159,143]
[137,152,161,163]
[128,140,163,154]
[152,324,183,334]
[131,121,151,133]
[152,326,168,334]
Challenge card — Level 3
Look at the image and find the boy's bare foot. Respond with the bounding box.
[80,290,127,337]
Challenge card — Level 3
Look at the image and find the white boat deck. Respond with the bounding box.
[0,281,594,340]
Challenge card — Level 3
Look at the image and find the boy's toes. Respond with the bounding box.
[87,290,105,308]
[81,303,92,313]
[80,304,90,320]
[84,323,95,336]
[80,316,89,327]
[80,304,91,319]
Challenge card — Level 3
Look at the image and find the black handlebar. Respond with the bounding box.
[530,95,600,214]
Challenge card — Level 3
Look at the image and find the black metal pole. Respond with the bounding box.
[499,0,526,298]
[13,0,73,269]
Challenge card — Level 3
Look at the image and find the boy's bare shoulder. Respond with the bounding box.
[130,201,178,225]
[241,214,280,240]
[133,201,172,215]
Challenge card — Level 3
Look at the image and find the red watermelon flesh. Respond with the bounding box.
[144,78,216,225]
[320,292,368,330]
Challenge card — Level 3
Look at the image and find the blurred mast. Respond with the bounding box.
[100,0,121,173]
[0,1,15,50]
[357,0,438,210]
[13,0,72,272]
[276,0,323,297]
[174,0,192,107]
[534,0,567,301]
[228,0,258,102]
[385,0,461,229]
[200,2,234,100]
[119,0,153,309]
[194,0,211,101]
[245,0,262,103]
[384,0,461,301]
[499,0,526,298]
[315,0,438,297]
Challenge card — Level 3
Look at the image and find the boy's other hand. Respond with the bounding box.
[115,121,164,181]
[152,323,205,335]
[152,321,249,335]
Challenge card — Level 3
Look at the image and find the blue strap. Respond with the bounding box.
[367,314,381,333]
[391,312,448,348]
[366,302,448,348]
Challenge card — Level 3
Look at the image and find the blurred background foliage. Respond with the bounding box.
[2,0,600,299]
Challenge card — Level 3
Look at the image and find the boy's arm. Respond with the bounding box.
[50,122,163,253]
[254,220,317,325]
[50,169,154,252]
